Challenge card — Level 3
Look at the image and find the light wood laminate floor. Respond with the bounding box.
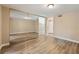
[1,35,79,54]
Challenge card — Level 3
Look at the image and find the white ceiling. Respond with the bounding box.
[2,4,79,17]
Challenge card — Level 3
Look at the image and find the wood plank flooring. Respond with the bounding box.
[1,35,79,54]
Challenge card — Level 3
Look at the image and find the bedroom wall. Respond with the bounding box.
[54,12,79,42]
[35,19,39,33]
[0,6,2,49]
[1,6,10,44]
[0,6,10,49]
[10,18,37,34]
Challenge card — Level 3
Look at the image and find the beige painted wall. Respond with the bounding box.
[54,12,79,41]
[2,6,10,44]
[0,6,2,48]
[35,19,39,33]
[10,18,37,34]
[0,6,10,48]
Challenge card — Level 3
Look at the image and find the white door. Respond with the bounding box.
[47,17,54,35]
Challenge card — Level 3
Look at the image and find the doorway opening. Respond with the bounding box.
[38,17,46,35]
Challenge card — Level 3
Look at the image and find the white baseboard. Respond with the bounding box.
[53,35,79,43]
[0,43,10,50]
